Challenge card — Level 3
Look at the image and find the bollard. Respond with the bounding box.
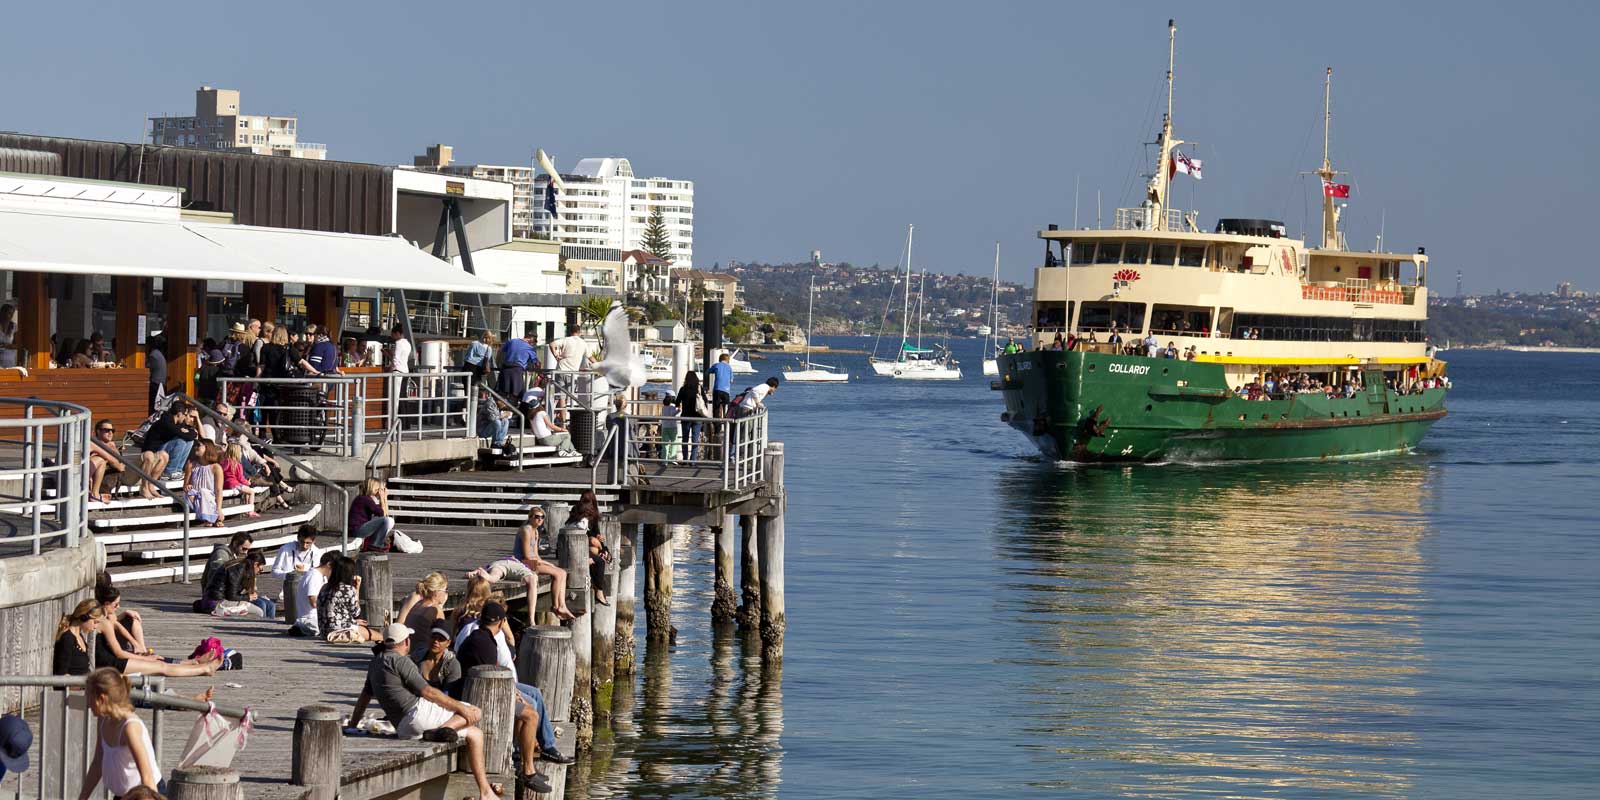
[518,626,574,721]
[614,523,640,675]
[592,517,621,720]
[462,665,516,777]
[737,515,761,629]
[644,524,675,642]
[292,704,343,798]
[356,552,393,626]
[757,514,787,661]
[167,765,243,800]
[558,524,593,749]
[711,512,737,625]
[283,571,303,624]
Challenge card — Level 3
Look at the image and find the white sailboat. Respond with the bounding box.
[982,242,1001,376]
[784,276,849,382]
[869,224,961,380]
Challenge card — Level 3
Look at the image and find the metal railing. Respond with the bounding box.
[374,371,477,444]
[218,375,359,456]
[0,399,91,556]
[0,673,252,800]
[477,384,527,472]
[177,393,351,553]
[1114,206,1186,231]
[617,409,767,491]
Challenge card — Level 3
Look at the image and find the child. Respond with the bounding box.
[219,443,260,518]
[660,396,681,463]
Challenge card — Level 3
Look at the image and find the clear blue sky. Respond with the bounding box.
[4,1,1593,292]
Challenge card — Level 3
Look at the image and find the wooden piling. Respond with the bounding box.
[712,512,738,626]
[614,522,639,675]
[166,765,243,800]
[737,515,761,629]
[291,704,343,799]
[592,517,621,721]
[558,524,593,749]
[757,443,788,659]
[644,523,675,642]
[517,626,575,721]
[461,664,516,777]
[356,552,393,626]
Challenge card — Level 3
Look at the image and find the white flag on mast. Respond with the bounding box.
[1174,151,1203,180]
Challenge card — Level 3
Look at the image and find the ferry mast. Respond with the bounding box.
[1316,67,1345,250]
[1144,19,1182,231]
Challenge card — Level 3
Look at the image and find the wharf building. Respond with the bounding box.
[147,86,327,160]
[413,144,537,239]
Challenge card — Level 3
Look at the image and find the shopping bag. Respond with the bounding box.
[177,706,252,769]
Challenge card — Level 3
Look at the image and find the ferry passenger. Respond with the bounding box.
[1143,333,1160,358]
[1050,333,1066,351]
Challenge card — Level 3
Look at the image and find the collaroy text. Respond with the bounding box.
[1108,363,1151,375]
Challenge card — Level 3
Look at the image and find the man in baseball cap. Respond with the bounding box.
[456,601,571,793]
[0,713,31,780]
[348,621,501,800]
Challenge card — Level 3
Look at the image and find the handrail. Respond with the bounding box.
[478,383,528,473]
[366,422,401,479]
[592,422,619,491]
[0,397,91,555]
[174,392,352,553]
[0,674,253,722]
[98,445,195,581]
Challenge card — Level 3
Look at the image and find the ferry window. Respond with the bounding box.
[1070,242,1098,265]
[1151,244,1177,266]
[1178,245,1205,267]
[1095,242,1122,264]
[1079,302,1146,332]
[1121,242,1149,264]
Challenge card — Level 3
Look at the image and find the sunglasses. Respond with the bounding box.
[98,427,114,434]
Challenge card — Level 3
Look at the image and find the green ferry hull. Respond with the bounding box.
[994,351,1446,463]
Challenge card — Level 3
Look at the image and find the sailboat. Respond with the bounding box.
[784,277,849,382]
[982,242,1001,376]
[867,225,961,380]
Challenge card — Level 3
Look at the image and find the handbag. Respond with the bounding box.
[177,705,253,769]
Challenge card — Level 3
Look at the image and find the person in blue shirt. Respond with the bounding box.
[497,332,537,410]
[462,331,494,385]
[300,324,340,376]
[709,352,735,418]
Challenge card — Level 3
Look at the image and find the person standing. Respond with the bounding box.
[675,369,706,461]
[78,668,161,800]
[549,323,592,374]
[389,325,413,374]
[709,352,734,418]
[146,333,168,413]
[497,331,536,406]
[463,330,495,385]
[0,713,30,784]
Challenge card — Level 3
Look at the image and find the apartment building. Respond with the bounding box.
[148,86,326,159]
[532,156,694,268]
[677,269,744,309]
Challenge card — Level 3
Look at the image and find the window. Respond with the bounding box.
[1078,301,1146,332]
[1121,242,1148,264]
[1093,242,1120,264]
[1151,244,1177,266]
[1179,245,1205,267]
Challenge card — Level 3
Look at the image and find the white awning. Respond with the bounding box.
[0,207,505,294]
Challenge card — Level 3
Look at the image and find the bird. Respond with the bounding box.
[593,302,645,390]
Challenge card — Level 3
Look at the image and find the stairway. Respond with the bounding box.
[386,475,617,528]
[93,480,322,586]
[477,434,584,468]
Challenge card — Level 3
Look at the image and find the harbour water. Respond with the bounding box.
[579,340,1598,798]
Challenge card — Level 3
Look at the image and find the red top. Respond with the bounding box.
[219,459,247,490]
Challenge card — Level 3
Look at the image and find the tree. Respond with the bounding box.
[578,296,615,330]
[640,207,672,261]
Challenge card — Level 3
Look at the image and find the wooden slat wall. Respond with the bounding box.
[0,369,152,437]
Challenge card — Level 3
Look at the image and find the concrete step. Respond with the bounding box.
[387,499,611,514]
[122,504,327,561]
[492,453,584,468]
[385,508,539,524]
[88,489,240,512]
[91,499,256,529]
[385,487,618,503]
[96,503,322,548]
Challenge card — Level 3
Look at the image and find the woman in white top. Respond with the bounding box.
[79,667,159,799]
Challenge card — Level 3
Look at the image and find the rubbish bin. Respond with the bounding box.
[278,384,322,446]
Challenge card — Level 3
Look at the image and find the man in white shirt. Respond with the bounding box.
[271,526,324,579]
[745,377,779,413]
[292,550,338,636]
[389,326,413,374]
[1143,333,1160,358]
[549,324,592,374]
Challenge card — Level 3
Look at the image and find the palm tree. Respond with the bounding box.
[578,296,615,332]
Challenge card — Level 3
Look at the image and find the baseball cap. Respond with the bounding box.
[0,713,31,774]
[382,622,414,644]
[430,625,452,641]
[479,602,506,626]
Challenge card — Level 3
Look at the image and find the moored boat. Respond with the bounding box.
[994,22,1448,462]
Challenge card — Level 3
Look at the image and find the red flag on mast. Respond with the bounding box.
[1322,179,1351,198]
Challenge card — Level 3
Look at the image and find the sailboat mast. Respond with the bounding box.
[916,271,925,349]
[1145,19,1181,232]
[988,242,1000,355]
[805,276,815,369]
[900,224,914,361]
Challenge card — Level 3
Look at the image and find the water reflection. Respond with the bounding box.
[995,459,1437,798]
[570,526,785,799]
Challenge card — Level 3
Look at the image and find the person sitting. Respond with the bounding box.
[218,444,259,518]
[201,531,253,591]
[448,575,493,634]
[413,625,463,694]
[531,405,578,458]
[350,477,423,554]
[271,525,324,579]
[205,551,273,618]
[94,576,150,657]
[88,420,126,503]
[454,602,570,791]
[291,550,340,637]
[476,388,515,452]
[183,444,226,529]
[466,507,576,621]
[138,402,199,498]
[68,599,221,678]
[346,624,504,800]
[318,556,381,643]
[397,572,450,636]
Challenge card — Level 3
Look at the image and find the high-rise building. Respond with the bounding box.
[1556,281,1573,298]
[532,157,694,268]
[148,86,326,159]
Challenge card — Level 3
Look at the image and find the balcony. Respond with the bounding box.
[1301,282,1414,305]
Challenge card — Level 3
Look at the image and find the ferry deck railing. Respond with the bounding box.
[220,371,478,458]
[0,674,252,800]
[1113,207,1185,231]
[618,409,768,492]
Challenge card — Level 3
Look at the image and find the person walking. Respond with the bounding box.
[78,668,161,800]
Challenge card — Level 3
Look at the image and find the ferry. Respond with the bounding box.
[994,21,1448,462]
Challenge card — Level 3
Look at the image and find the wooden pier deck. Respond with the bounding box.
[111,521,567,799]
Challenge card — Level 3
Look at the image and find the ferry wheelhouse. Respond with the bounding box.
[994,23,1447,462]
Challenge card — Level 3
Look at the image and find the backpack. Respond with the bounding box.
[726,388,755,419]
